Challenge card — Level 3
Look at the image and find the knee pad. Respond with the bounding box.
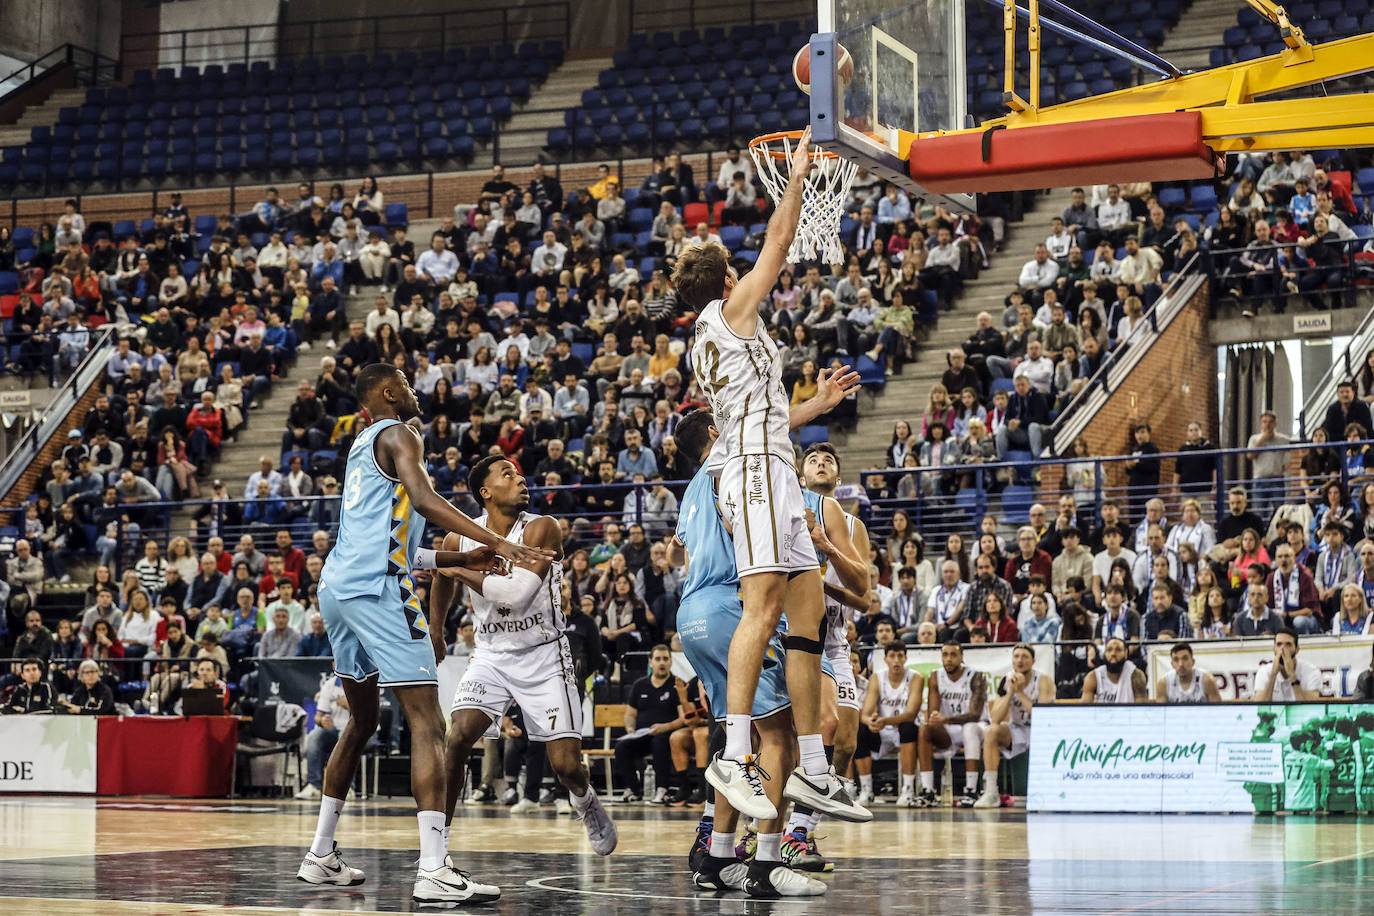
[898,722,919,744]
[962,723,984,754]
[781,633,824,655]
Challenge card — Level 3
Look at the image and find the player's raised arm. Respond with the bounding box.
[720,126,814,335]
[436,516,561,610]
[381,423,553,567]
[789,363,861,429]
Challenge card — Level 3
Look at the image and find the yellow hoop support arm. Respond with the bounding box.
[1241,0,1310,51]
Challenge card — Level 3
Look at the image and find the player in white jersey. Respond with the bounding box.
[298,364,551,906]
[1157,641,1221,703]
[857,641,924,806]
[673,128,867,825]
[1080,637,1148,704]
[916,641,988,807]
[974,643,1055,808]
[431,456,618,858]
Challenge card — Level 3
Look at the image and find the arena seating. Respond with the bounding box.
[1211,0,1374,66]
[0,42,564,190]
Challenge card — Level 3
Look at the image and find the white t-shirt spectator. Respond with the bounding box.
[1014,355,1054,394]
[1250,657,1320,701]
[1018,256,1059,290]
[1097,198,1132,230]
[531,241,568,272]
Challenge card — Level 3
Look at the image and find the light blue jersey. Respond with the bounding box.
[676,464,738,595]
[323,418,426,600]
[800,488,828,566]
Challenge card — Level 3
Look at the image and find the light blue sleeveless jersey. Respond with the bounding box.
[676,464,738,595]
[323,418,426,599]
[800,488,827,565]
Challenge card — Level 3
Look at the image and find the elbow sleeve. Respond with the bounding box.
[479,567,544,607]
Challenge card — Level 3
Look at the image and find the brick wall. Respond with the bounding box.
[5,152,723,230]
[1041,283,1218,492]
[0,381,102,509]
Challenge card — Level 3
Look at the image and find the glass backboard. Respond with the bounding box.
[813,0,974,211]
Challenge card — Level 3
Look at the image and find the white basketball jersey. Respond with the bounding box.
[458,512,565,651]
[1093,662,1138,704]
[1006,670,1045,726]
[692,298,793,473]
[1165,667,1209,704]
[936,666,976,718]
[878,667,915,720]
[823,509,858,650]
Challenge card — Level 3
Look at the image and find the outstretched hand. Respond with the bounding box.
[816,364,861,409]
[789,126,815,180]
[461,546,508,575]
[494,538,556,568]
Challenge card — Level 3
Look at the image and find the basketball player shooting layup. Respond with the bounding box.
[431,455,618,858]
[298,362,553,906]
[672,126,869,824]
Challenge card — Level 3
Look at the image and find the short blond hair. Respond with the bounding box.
[671,243,730,309]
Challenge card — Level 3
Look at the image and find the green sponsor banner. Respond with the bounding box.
[1028,703,1374,813]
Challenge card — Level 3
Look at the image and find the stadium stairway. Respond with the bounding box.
[1153,0,1242,73]
[833,188,1071,473]
[0,87,88,147]
[494,56,613,165]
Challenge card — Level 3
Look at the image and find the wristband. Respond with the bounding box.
[1290,678,1300,686]
[412,547,437,570]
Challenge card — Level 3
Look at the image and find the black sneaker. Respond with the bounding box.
[692,854,748,892]
[956,785,980,808]
[688,816,713,873]
[471,784,495,803]
[743,858,826,897]
[913,788,939,808]
[687,783,706,805]
[668,783,690,806]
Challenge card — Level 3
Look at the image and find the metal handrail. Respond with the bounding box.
[0,325,114,504]
[1046,250,1206,455]
[0,44,119,107]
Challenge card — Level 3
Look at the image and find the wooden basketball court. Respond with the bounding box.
[2,795,1371,913]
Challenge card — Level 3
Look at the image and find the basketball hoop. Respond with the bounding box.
[749,130,859,266]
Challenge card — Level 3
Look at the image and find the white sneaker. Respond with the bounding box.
[554,796,572,815]
[499,787,519,806]
[855,786,874,806]
[745,860,827,897]
[705,754,777,821]
[296,843,364,886]
[509,797,539,814]
[59,574,71,584]
[573,790,618,855]
[972,788,1002,809]
[896,791,915,808]
[293,784,321,801]
[412,864,500,904]
[325,339,336,349]
[298,341,311,351]
[650,786,669,805]
[784,767,872,823]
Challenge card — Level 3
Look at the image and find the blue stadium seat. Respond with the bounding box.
[799,425,828,449]
[1000,485,1035,524]
[385,202,409,229]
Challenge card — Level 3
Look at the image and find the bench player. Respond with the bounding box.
[672,126,868,824]
[857,641,923,805]
[670,409,826,898]
[431,455,618,857]
[1079,637,1148,704]
[793,443,870,856]
[1156,642,1221,704]
[974,643,1054,808]
[299,363,552,905]
[915,641,988,807]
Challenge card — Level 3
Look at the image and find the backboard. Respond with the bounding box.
[812,0,975,212]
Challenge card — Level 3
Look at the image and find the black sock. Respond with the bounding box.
[824,744,834,766]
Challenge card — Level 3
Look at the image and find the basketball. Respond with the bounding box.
[793,42,854,95]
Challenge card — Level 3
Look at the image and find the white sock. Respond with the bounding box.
[787,810,819,834]
[570,785,595,812]
[858,773,873,794]
[724,714,752,760]
[797,733,828,777]
[920,771,934,792]
[441,825,450,847]
[703,801,715,819]
[983,767,998,793]
[756,832,782,862]
[309,795,345,857]
[966,770,980,792]
[417,810,446,871]
[901,773,915,796]
[710,830,736,858]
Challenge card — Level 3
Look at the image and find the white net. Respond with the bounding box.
[750,133,859,266]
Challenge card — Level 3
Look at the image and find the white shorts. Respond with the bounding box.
[822,643,862,711]
[716,454,820,578]
[1002,722,1031,760]
[936,720,986,753]
[450,638,583,742]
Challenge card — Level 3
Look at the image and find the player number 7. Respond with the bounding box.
[548,713,557,731]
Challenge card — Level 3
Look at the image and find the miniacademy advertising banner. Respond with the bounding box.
[0,716,97,793]
[1144,636,1373,700]
[1028,703,1374,812]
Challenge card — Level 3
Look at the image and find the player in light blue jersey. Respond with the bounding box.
[300,362,553,906]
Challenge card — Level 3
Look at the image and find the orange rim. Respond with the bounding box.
[748,130,842,160]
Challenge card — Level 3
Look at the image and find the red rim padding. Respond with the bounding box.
[908,110,1221,193]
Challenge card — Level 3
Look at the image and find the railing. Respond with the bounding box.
[123,4,573,74]
[1047,251,1206,456]
[0,44,119,107]
[628,0,811,33]
[0,326,114,506]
